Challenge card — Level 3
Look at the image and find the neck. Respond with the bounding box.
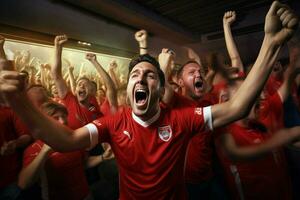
[132,105,161,127]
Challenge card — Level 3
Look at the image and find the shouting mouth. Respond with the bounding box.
[134,88,149,109]
[194,80,203,92]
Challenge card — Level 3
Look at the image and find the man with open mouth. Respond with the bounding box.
[0,2,298,199]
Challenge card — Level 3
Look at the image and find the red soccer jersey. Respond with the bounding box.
[85,95,212,200]
[180,93,214,184]
[0,106,30,188]
[214,123,292,200]
[61,92,102,129]
[258,91,284,132]
[23,140,89,200]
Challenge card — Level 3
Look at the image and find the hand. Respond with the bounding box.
[54,35,68,47]
[86,53,97,62]
[158,48,175,75]
[223,11,236,25]
[135,30,147,43]
[102,143,114,160]
[0,70,27,94]
[0,140,17,156]
[109,60,117,71]
[264,1,299,46]
[68,65,74,72]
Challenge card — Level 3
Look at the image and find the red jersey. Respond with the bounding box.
[23,140,89,200]
[85,95,212,200]
[62,92,102,129]
[0,106,30,188]
[258,91,284,132]
[214,123,292,200]
[180,93,214,184]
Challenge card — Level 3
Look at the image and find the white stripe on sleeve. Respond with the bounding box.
[203,106,213,131]
[84,123,99,150]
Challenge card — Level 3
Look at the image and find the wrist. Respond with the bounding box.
[139,41,147,49]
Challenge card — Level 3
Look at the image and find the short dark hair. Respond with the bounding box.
[41,101,68,116]
[128,54,165,87]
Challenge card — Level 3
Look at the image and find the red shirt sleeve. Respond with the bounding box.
[12,111,31,137]
[175,104,213,134]
[22,141,44,167]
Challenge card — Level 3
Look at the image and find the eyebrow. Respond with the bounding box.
[130,69,157,76]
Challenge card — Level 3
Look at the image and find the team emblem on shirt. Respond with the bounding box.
[194,108,202,116]
[158,125,172,142]
[92,120,102,127]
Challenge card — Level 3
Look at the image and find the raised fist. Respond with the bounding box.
[158,48,175,73]
[135,30,147,42]
[86,53,97,62]
[109,60,117,70]
[264,1,299,45]
[54,35,68,47]
[223,11,236,25]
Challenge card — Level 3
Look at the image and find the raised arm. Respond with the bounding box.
[86,53,118,113]
[108,60,121,89]
[159,48,175,105]
[220,126,300,161]
[51,35,69,99]
[211,1,299,129]
[18,144,52,189]
[135,30,148,55]
[67,62,76,94]
[277,47,300,102]
[223,11,244,70]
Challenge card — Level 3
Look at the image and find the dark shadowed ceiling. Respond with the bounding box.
[62,0,296,43]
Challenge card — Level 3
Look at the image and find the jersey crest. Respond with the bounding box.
[158,125,172,142]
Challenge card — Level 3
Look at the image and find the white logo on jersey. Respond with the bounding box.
[158,125,172,142]
[123,130,131,139]
[93,120,102,127]
[194,107,202,116]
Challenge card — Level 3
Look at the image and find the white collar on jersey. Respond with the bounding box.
[132,107,161,127]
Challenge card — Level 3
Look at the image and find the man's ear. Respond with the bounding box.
[178,78,184,88]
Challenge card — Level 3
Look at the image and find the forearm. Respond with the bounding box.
[18,148,50,189]
[108,69,121,89]
[139,41,147,55]
[86,155,103,168]
[230,38,280,117]
[51,50,68,98]
[6,94,87,152]
[68,68,76,94]
[52,46,63,79]
[224,23,243,69]
[224,127,300,161]
[91,60,117,110]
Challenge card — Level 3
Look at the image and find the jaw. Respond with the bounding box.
[132,88,150,116]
